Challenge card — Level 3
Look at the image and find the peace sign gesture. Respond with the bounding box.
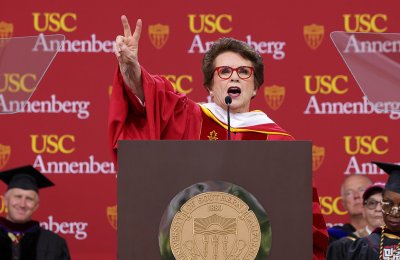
[115,15,143,100]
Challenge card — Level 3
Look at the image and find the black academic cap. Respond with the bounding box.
[373,161,400,194]
[0,165,54,192]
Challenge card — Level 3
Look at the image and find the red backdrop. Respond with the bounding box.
[1,1,399,259]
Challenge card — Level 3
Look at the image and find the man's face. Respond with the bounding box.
[4,188,39,223]
[210,51,256,113]
[363,193,384,230]
[342,175,372,216]
[382,190,400,232]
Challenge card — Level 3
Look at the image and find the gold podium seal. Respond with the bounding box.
[170,191,261,259]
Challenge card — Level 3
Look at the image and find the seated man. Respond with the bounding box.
[0,165,70,260]
[328,174,372,242]
[326,182,385,259]
[346,161,400,259]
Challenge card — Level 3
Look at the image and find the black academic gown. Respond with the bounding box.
[326,234,358,260]
[0,217,70,260]
[345,227,400,260]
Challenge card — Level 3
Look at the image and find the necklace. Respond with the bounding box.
[379,225,400,260]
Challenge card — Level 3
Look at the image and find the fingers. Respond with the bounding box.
[119,41,129,53]
[114,36,123,58]
[120,15,142,45]
[121,15,132,37]
[115,35,124,51]
[114,36,132,63]
[132,19,142,45]
[116,16,142,62]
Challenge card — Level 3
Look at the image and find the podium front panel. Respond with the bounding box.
[118,141,312,259]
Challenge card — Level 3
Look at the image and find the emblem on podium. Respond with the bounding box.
[159,181,271,260]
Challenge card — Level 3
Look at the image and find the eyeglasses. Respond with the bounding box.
[381,200,400,215]
[214,66,254,80]
[364,199,382,210]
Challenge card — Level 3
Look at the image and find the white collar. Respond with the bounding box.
[201,102,275,128]
[365,226,372,235]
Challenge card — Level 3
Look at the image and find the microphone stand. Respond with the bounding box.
[225,96,232,140]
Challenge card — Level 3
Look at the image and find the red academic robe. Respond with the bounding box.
[109,66,328,259]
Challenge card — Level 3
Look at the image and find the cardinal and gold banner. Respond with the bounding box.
[1,1,399,259]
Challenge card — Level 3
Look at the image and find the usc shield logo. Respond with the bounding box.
[304,24,324,50]
[264,85,285,111]
[0,21,13,48]
[0,21,13,38]
[148,24,169,49]
[107,205,117,230]
[0,144,11,170]
[312,145,325,171]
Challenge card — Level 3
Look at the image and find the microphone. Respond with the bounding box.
[225,96,232,140]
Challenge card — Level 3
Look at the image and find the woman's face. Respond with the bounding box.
[363,193,384,230]
[210,51,256,113]
[382,190,400,232]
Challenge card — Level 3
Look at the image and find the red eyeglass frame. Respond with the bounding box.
[213,66,255,80]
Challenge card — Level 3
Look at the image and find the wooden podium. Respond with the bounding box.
[118,141,312,259]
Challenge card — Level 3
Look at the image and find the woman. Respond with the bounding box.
[109,15,328,259]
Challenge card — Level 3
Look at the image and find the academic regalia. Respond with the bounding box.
[328,182,385,245]
[327,225,379,259]
[0,165,70,260]
[345,227,400,260]
[108,67,294,155]
[328,223,356,243]
[108,66,329,259]
[345,161,400,259]
[327,233,358,260]
[0,165,54,192]
[0,217,70,260]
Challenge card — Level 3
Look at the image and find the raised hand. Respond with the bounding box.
[115,15,141,66]
[115,15,143,100]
